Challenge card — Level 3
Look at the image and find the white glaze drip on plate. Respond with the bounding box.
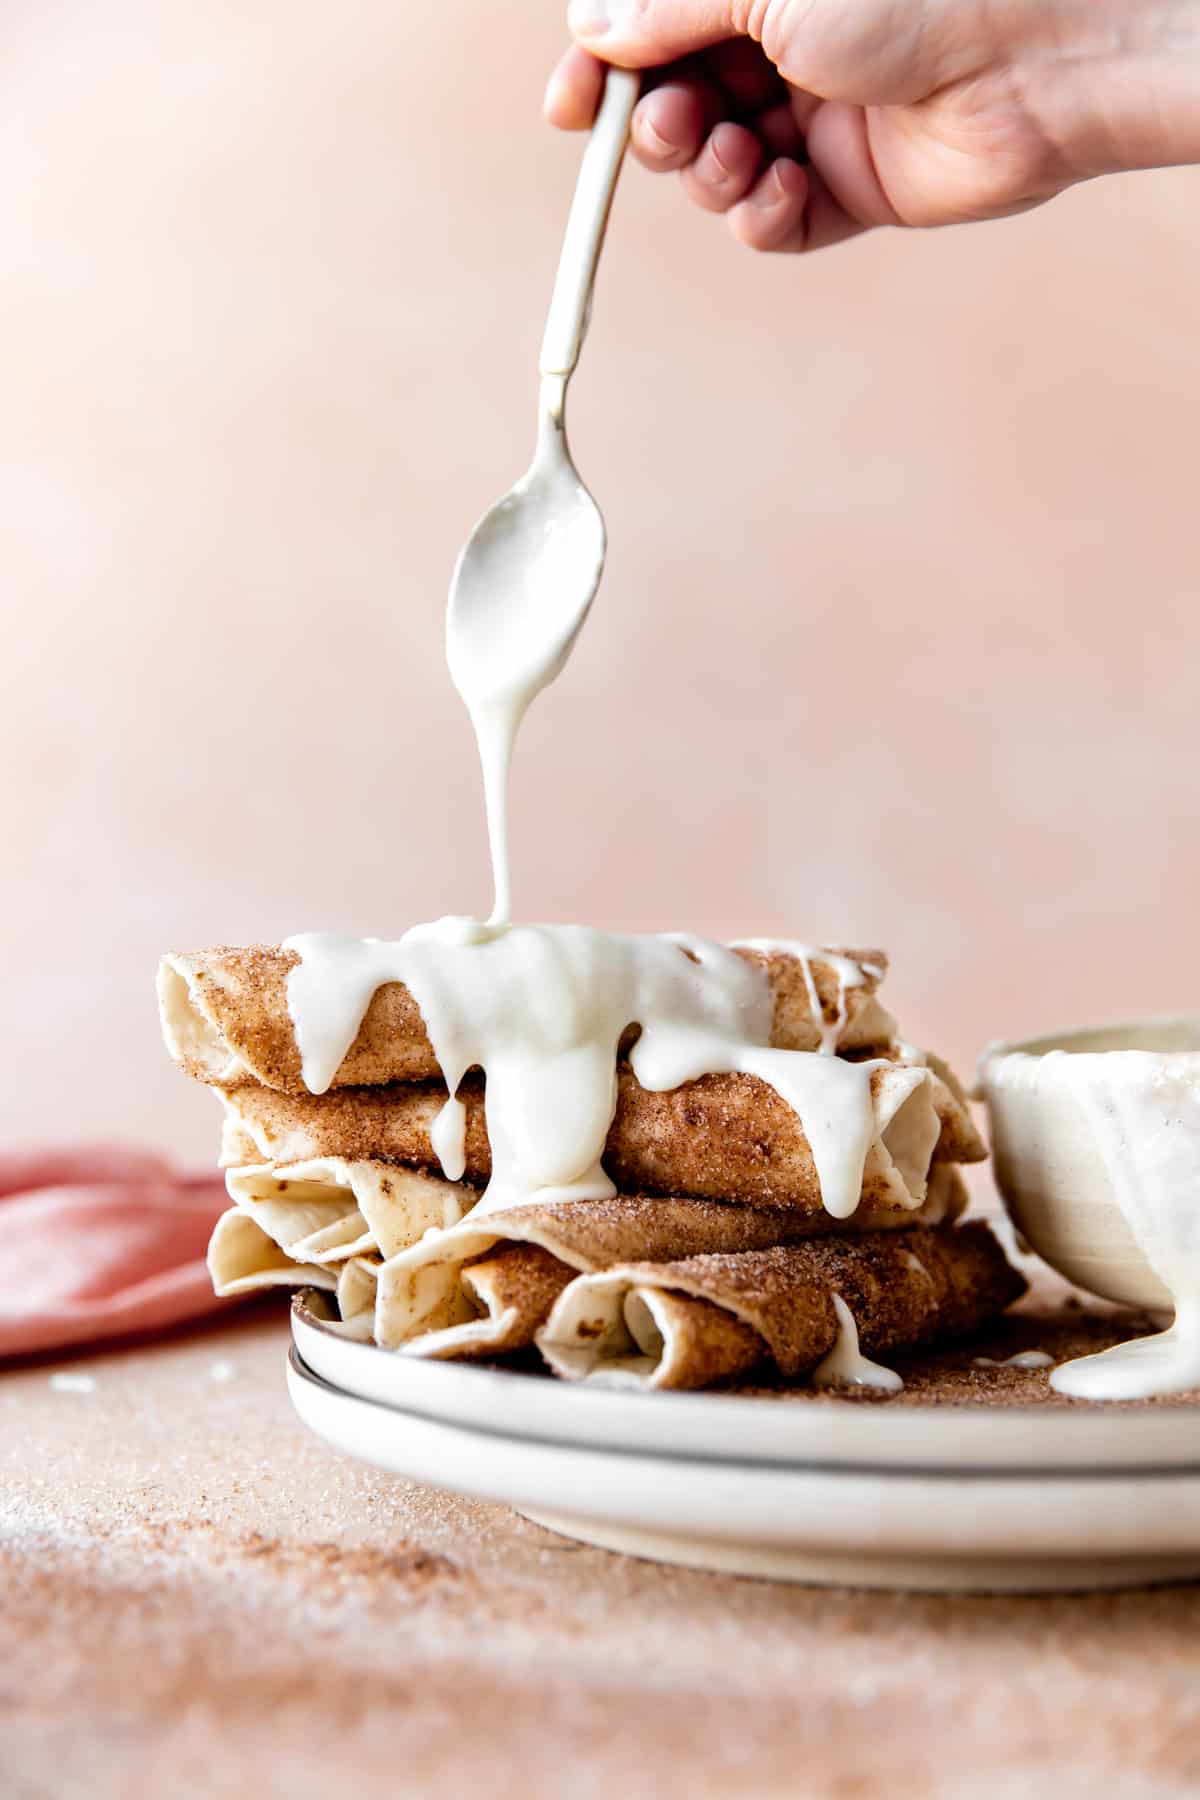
[282,925,887,1219]
[812,1294,903,1392]
[1053,1316,1200,1399]
[973,1351,1054,1370]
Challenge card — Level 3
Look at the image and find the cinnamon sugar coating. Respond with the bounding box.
[162,944,895,1093]
[600,1221,1026,1382]
[222,1058,981,1213]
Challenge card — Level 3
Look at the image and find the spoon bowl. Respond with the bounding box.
[446,379,605,711]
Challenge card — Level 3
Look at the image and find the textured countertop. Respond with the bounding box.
[3,1306,1199,1800]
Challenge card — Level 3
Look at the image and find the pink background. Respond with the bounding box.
[3,1,1198,1163]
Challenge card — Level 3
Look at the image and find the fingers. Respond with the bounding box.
[546,18,882,257]
[805,100,904,228]
[567,0,737,67]
[679,122,763,212]
[544,46,607,130]
[755,102,806,160]
[630,76,724,170]
[726,158,869,255]
[545,48,726,172]
[727,158,810,252]
[703,37,787,114]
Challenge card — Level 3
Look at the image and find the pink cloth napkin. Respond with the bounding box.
[0,1148,233,1358]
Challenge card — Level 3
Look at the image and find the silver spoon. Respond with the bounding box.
[445,66,639,927]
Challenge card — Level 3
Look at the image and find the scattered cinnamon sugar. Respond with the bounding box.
[237,1530,461,1587]
[731,1304,1196,1408]
[3,1312,1200,1799]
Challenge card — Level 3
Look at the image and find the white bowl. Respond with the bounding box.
[979,1017,1200,1310]
[979,1019,1200,1399]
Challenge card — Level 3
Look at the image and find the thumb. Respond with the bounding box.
[567,0,740,66]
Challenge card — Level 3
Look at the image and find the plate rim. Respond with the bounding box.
[289,1344,1200,1481]
[291,1293,1200,1475]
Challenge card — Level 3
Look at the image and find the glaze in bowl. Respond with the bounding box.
[978,1017,1200,1314]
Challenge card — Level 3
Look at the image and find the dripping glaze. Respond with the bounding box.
[812,1294,903,1393]
[282,924,890,1221]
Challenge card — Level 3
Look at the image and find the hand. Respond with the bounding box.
[545,0,1200,254]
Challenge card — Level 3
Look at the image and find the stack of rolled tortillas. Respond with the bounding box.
[158,943,1024,1392]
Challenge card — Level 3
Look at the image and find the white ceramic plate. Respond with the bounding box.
[291,1293,1200,1474]
[287,1347,1200,1592]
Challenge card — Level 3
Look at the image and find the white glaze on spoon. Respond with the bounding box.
[446,374,602,927]
[812,1294,903,1392]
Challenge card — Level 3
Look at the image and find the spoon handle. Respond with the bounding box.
[539,65,639,380]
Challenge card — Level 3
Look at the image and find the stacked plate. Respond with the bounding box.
[290,1293,1200,1592]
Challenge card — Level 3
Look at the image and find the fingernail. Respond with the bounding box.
[568,0,612,36]
[639,114,675,156]
[756,160,801,206]
[706,126,736,180]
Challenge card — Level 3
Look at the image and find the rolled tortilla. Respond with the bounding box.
[221,1158,473,1271]
[607,1289,764,1390]
[220,1056,978,1214]
[537,1221,1026,1391]
[403,1246,578,1362]
[333,1255,383,1340]
[159,943,896,1093]
[597,1062,982,1201]
[375,1169,967,1358]
[861,1042,985,1161]
[207,1206,338,1297]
